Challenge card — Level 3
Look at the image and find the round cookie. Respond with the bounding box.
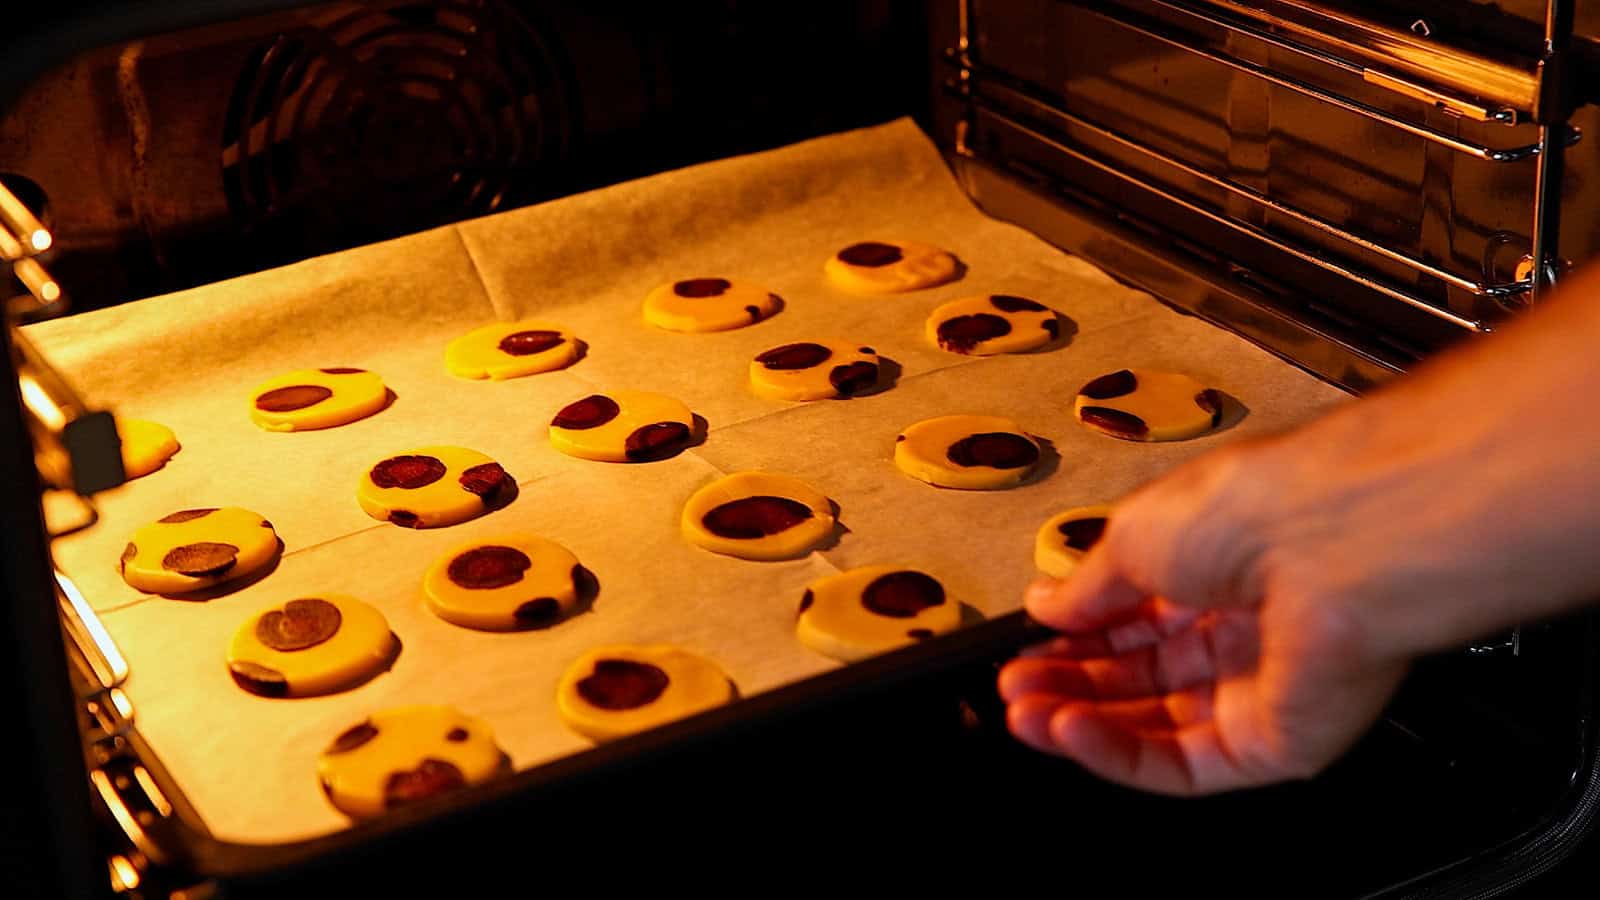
[227,594,396,697]
[796,565,962,662]
[556,645,734,742]
[358,446,513,528]
[643,278,781,332]
[1074,369,1224,442]
[249,367,387,432]
[824,240,959,294]
[119,507,281,595]
[748,340,880,401]
[317,705,508,819]
[548,390,696,463]
[926,294,1060,355]
[1035,505,1113,579]
[117,418,180,479]
[681,472,834,561]
[445,321,580,380]
[424,535,584,630]
[894,414,1041,490]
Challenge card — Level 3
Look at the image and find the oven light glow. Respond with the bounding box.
[18,373,65,430]
[108,853,140,891]
[29,229,51,252]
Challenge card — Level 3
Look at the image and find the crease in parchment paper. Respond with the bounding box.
[33,118,1347,844]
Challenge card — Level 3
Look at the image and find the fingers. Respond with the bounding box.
[1024,549,1145,632]
[999,622,1222,703]
[1047,706,1247,796]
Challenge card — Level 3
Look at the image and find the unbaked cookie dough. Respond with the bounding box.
[424,535,584,630]
[681,472,834,561]
[445,321,581,380]
[749,340,880,401]
[1074,369,1223,442]
[824,240,959,294]
[643,278,781,332]
[926,294,1059,355]
[119,507,281,595]
[548,390,696,463]
[117,418,180,479]
[1035,505,1113,578]
[249,367,388,432]
[227,594,396,697]
[317,705,508,820]
[556,645,734,742]
[358,446,513,528]
[796,565,962,662]
[894,414,1041,490]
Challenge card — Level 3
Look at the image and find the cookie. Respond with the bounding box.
[926,294,1059,355]
[119,507,281,595]
[317,706,508,819]
[893,414,1041,490]
[358,446,513,528]
[796,565,962,662]
[748,340,880,401]
[681,472,834,561]
[1035,505,1112,578]
[1074,369,1223,441]
[249,367,388,432]
[548,390,696,463]
[823,240,958,294]
[556,645,734,742]
[116,418,179,479]
[227,594,396,697]
[424,535,585,630]
[445,321,581,380]
[643,278,781,332]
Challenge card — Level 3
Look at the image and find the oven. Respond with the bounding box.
[4,1,1598,896]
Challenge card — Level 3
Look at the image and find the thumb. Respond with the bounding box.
[1025,542,1146,632]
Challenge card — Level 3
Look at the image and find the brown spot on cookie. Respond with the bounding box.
[161,542,239,578]
[1043,318,1061,339]
[319,367,367,375]
[1059,517,1108,552]
[624,422,691,462]
[756,342,832,370]
[389,510,421,528]
[907,628,935,640]
[1196,388,1224,426]
[829,361,879,396]
[498,330,564,356]
[702,496,814,540]
[514,598,561,626]
[255,598,343,652]
[120,542,137,573]
[229,661,288,697]
[945,433,1039,469]
[384,759,466,809]
[838,242,903,267]
[446,727,469,743]
[327,720,379,754]
[859,346,875,354]
[937,314,1012,353]
[458,462,509,500]
[1080,407,1150,440]
[447,546,531,590]
[746,305,763,321]
[254,385,333,412]
[371,455,447,489]
[862,571,945,618]
[674,278,732,298]
[552,395,620,430]
[578,659,670,710]
[991,295,1047,313]
[1080,369,1138,400]
[159,508,217,524]
[799,589,814,616]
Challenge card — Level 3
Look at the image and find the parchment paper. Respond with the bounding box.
[26,118,1348,845]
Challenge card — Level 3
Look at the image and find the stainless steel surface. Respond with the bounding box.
[1530,0,1576,305]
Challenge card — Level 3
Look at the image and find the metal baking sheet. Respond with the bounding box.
[27,118,1348,843]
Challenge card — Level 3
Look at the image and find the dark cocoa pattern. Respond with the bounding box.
[254,385,333,412]
[577,659,670,710]
[945,433,1038,469]
[370,455,447,489]
[861,571,945,618]
[552,395,620,430]
[837,242,902,267]
[161,542,239,578]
